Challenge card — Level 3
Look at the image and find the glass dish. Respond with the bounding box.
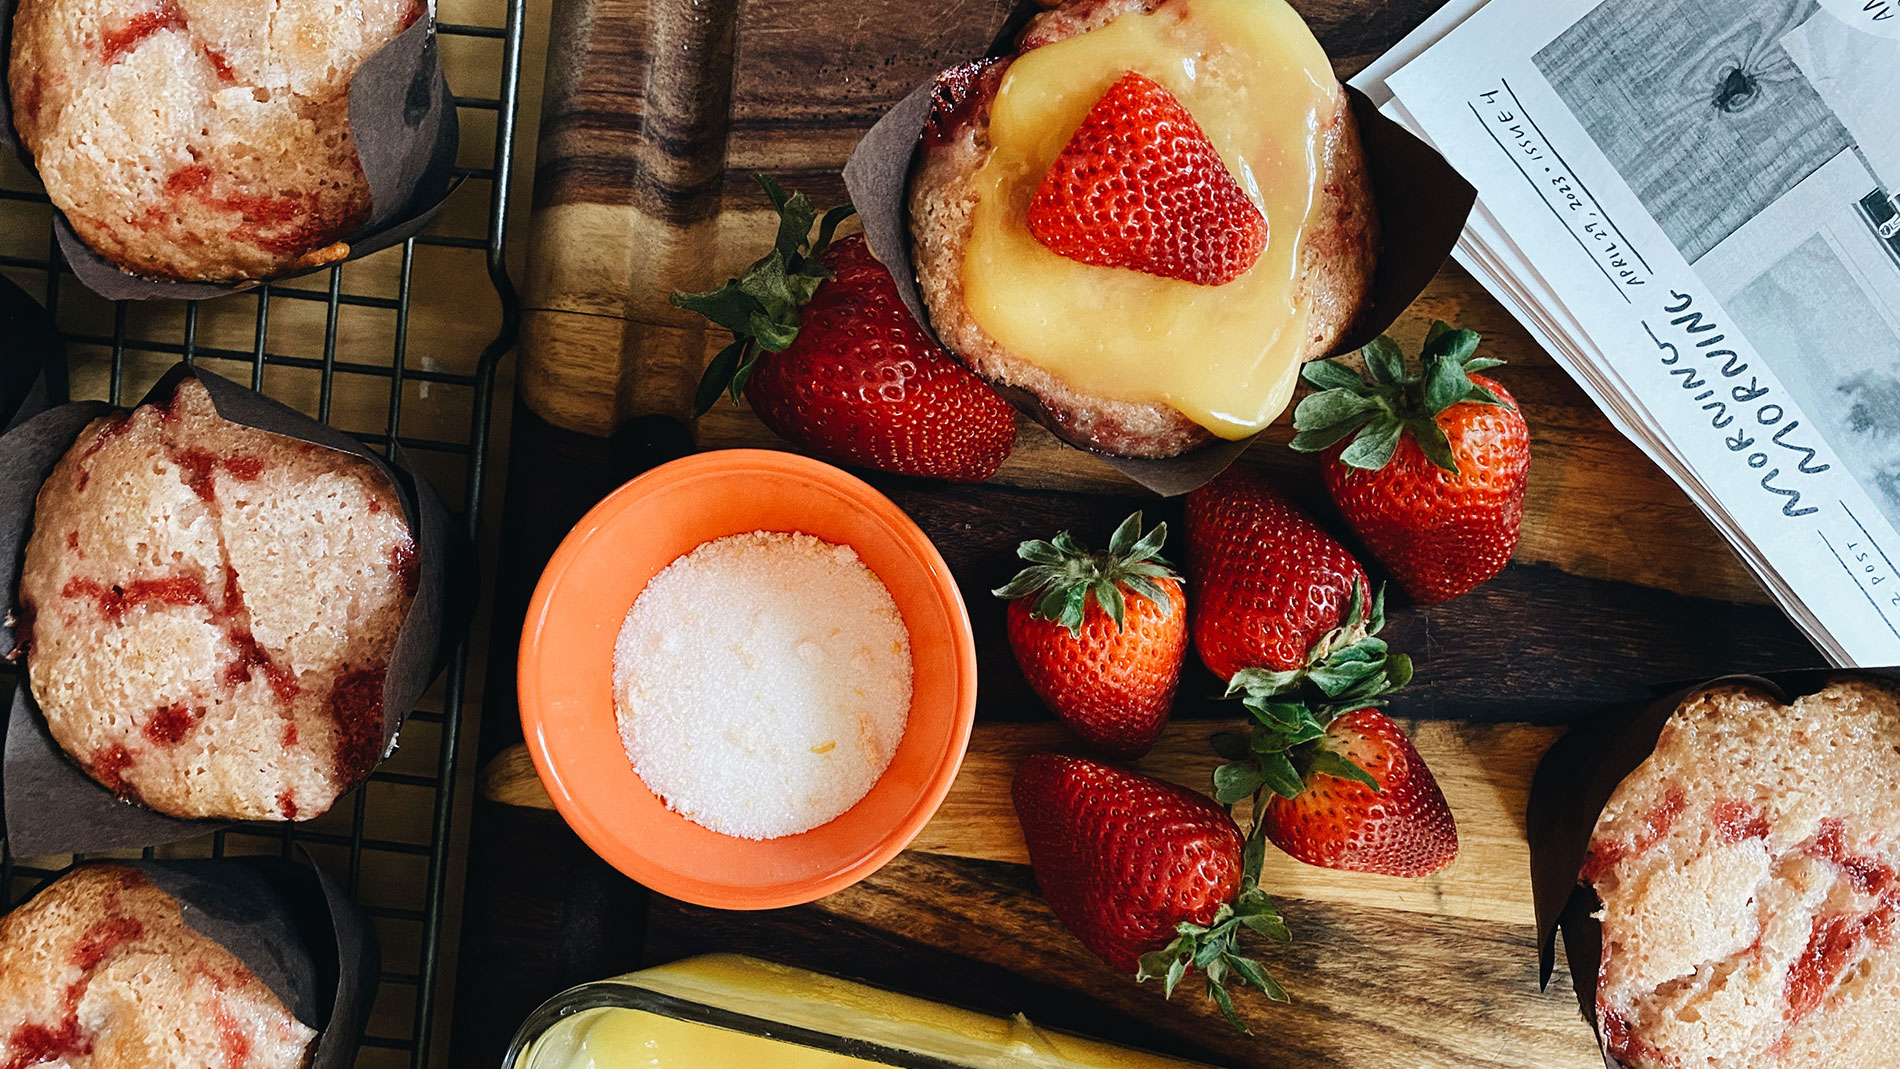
[505,954,1220,1069]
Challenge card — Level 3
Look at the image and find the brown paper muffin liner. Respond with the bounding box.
[840,1,1476,497]
[0,362,462,855]
[1526,668,1900,1069]
[0,7,459,301]
[0,274,63,431]
[12,852,377,1069]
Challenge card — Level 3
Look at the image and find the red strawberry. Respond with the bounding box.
[1257,709,1457,877]
[674,176,1016,482]
[993,513,1186,758]
[1013,753,1288,1028]
[1027,71,1267,286]
[1185,465,1369,679]
[1291,324,1530,603]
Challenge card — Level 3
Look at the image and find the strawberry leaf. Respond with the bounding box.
[1423,351,1476,415]
[1305,747,1380,793]
[672,176,863,413]
[1362,337,1408,386]
[1299,359,1366,392]
[1257,752,1305,799]
[814,204,858,258]
[746,310,801,352]
[1208,979,1244,1032]
[694,341,749,415]
[1337,416,1405,470]
[1411,418,1461,475]
[992,513,1178,637]
[1215,580,1415,803]
[1286,324,1508,473]
[1108,512,1142,556]
[1421,321,1481,364]
[1214,762,1268,805]
[1212,731,1252,762]
[671,281,766,336]
[1296,388,1384,428]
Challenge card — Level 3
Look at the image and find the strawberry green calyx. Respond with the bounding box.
[670,174,857,415]
[1288,321,1509,474]
[991,512,1178,638]
[1211,582,1412,802]
[1136,833,1290,1032]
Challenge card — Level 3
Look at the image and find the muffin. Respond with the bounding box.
[15,377,415,821]
[0,863,315,1068]
[8,0,422,283]
[909,0,1376,458]
[1583,679,1900,1068]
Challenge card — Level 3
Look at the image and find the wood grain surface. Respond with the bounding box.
[466,0,1833,1065]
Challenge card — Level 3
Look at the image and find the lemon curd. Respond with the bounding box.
[511,955,1213,1069]
[963,0,1338,439]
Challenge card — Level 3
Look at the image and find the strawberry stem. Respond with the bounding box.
[1212,581,1410,802]
[992,512,1178,637]
[670,174,858,415]
[1135,825,1291,1032]
[1288,322,1509,474]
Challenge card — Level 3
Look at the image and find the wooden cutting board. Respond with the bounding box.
[486,0,1829,1065]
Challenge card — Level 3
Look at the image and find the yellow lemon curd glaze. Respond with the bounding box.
[963,0,1337,439]
[518,955,1212,1068]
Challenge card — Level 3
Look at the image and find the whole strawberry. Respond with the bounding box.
[673,176,1016,482]
[1013,753,1288,1029]
[1291,323,1529,603]
[1185,465,1370,679]
[1207,586,1452,878]
[993,513,1186,758]
[1254,709,1457,877]
[1027,71,1267,286]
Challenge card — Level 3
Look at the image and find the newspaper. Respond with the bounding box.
[1358,0,1900,666]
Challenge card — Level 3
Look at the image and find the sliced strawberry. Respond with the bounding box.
[1027,71,1267,286]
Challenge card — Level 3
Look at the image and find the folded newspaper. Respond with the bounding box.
[1357,0,1900,665]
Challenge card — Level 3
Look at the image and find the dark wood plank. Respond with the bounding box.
[644,853,1602,1069]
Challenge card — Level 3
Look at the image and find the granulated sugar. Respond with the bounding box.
[613,531,914,839]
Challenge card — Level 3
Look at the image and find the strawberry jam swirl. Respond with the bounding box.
[2,871,149,1069]
[326,667,387,785]
[1580,785,1686,885]
[98,0,239,84]
[1780,819,1900,1025]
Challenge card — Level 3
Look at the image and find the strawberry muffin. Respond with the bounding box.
[1584,679,1900,1068]
[0,864,315,1069]
[909,0,1376,458]
[15,378,415,822]
[8,0,422,282]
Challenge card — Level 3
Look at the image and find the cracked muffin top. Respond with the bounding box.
[14,378,415,821]
[1584,679,1900,1069]
[0,863,315,1069]
[7,0,421,282]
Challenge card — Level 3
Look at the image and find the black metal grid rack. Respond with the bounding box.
[0,0,526,1064]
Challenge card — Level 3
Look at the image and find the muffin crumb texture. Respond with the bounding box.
[16,378,415,821]
[1586,679,1900,1068]
[7,0,421,281]
[613,531,913,840]
[0,863,315,1069]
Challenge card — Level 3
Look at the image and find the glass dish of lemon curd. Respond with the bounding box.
[505,954,1216,1069]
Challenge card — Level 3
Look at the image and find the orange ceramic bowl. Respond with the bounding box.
[519,450,977,910]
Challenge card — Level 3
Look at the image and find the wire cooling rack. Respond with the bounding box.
[0,1,525,1065]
